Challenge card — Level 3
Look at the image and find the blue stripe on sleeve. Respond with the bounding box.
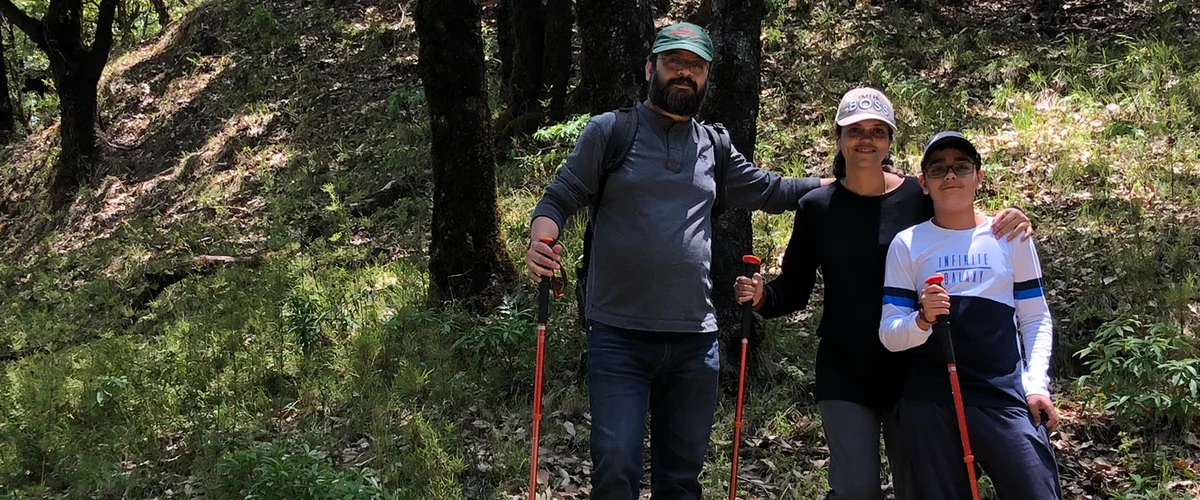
[882,286,918,308]
[1014,278,1044,300]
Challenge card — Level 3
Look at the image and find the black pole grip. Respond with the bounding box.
[935,316,955,364]
[740,256,760,341]
[535,237,556,324]
[537,277,550,324]
[923,275,954,365]
[740,302,753,339]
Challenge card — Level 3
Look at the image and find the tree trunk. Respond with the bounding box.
[51,58,101,202]
[5,24,30,131]
[496,0,513,104]
[703,0,766,384]
[686,0,712,26]
[116,0,137,41]
[416,0,515,309]
[150,0,171,28]
[575,0,651,114]
[541,0,572,123]
[1,0,119,204]
[497,0,545,137]
[0,22,12,137]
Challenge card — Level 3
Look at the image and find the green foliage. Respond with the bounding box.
[392,414,467,500]
[452,294,534,363]
[93,374,130,407]
[532,113,589,144]
[1077,316,1200,429]
[247,5,279,37]
[1,0,1199,497]
[387,89,425,122]
[283,287,330,357]
[1111,473,1196,500]
[209,443,383,499]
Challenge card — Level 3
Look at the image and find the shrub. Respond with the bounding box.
[209,442,383,499]
[1077,316,1200,429]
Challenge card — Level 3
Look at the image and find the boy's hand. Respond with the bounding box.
[734,273,764,307]
[992,207,1033,242]
[1027,394,1059,431]
[919,280,950,327]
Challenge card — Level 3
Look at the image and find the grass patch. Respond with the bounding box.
[0,0,1198,497]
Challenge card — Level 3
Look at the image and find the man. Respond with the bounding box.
[878,132,1062,499]
[525,22,824,499]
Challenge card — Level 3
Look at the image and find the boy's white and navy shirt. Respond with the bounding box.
[879,216,1054,408]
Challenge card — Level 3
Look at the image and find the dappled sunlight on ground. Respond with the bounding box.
[0,0,1198,497]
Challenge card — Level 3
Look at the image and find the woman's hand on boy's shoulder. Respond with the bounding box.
[991,207,1033,242]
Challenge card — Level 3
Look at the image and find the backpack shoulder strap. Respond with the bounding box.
[599,107,637,183]
[580,107,638,276]
[704,122,732,216]
[592,107,637,215]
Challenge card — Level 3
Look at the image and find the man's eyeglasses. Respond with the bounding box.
[923,161,978,180]
[659,55,709,74]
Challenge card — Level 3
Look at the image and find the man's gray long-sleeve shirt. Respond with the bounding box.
[533,102,820,333]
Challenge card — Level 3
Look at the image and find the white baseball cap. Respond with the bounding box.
[835,87,897,133]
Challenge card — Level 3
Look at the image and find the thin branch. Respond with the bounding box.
[89,0,118,72]
[0,0,44,50]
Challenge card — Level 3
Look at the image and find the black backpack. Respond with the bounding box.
[574,107,733,325]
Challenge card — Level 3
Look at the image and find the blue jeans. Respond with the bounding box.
[586,322,720,500]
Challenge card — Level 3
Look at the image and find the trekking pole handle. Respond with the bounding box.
[924,275,955,364]
[741,255,761,340]
[537,237,556,323]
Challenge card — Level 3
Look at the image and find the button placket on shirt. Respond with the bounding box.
[664,121,689,173]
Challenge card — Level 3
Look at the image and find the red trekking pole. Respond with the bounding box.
[924,274,980,500]
[529,237,562,500]
[729,254,761,500]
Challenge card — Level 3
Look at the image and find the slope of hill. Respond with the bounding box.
[0,0,1198,498]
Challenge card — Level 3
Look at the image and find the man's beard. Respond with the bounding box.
[648,70,707,117]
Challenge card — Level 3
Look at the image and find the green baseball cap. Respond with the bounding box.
[651,22,713,62]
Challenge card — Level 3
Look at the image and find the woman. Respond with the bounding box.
[735,88,1031,500]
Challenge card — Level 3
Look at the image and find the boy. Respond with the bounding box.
[878,131,1062,499]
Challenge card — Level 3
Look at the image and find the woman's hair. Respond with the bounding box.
[831,125,897,179]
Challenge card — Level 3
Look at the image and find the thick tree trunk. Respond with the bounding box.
[704,0,766,384]
[575,0,651,114]
[150,0,171,28]
[687,0,713,26]
[0,24,12,137]
[541,0,572,123]
[1,0,118,203]
[416,0,515,309]
[51,58,101,201]
[497,0,545,137]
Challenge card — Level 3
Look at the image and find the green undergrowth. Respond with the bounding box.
[0,0,1198,498]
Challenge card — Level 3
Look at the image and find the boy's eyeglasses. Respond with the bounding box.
[923,161,978,180]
